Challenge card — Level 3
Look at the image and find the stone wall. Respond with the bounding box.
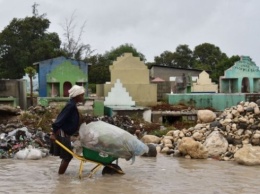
[0,79,27,109]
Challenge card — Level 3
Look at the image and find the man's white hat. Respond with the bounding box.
[68,85,85,98]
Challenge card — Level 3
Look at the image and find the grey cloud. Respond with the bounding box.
[0,0,259,64]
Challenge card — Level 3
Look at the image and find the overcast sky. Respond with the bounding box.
[0,0,260,65]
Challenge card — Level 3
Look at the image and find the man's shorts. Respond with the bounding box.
[50,132,73,162]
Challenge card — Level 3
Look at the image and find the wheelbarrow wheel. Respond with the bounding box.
[102,163,124,175]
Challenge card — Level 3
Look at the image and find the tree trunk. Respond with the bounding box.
[30,76,33,106]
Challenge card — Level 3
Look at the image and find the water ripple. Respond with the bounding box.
[0,155,260,194]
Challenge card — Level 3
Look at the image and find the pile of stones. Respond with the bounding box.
[141,101,260,165]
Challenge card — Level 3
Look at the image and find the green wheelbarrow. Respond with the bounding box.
[55,140,125,179]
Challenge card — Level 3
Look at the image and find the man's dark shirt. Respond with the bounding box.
[52,99,79,136]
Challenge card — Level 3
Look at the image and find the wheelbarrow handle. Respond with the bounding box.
[55,139,85,161]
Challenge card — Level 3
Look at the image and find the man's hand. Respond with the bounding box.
[50,132,56,142]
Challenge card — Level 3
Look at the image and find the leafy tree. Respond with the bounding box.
[193,43,228,82]
[85,54,106,66]
[88,65,110,84]
[103,43,146,65]
[172,44,194,68]
[0,6,62,79]
[214,55,240,82]
[154,51,174,66]
[153,45,193,68]
[193,43,228,71]
[24,66,36,106]
[85,54,110,84]
[145,61,155,69]
[152,43,237,83]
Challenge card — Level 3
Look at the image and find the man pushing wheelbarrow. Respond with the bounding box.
[50,85,148,178]
[49,85,86,175]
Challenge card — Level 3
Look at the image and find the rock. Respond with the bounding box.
[203,131,228,157]
[161,146,170,153]
[165,130,174,136]
[172,130,180,138]
[237,105,244,112]
[197,110,216,123]
[238,123,248,129]
[248,102,257,108]
[234,144,260,165]
[142,143,157,157]
[224,151,233,157]
[192,131,203,141]
[233,138,242,145]
[141,135,161,144]
[178,137,208,159]
[162,136,174,141]
[250,125,258,130]
[231,109,239,117]
[156,145,162,153]
[220,118,232,126]
[238,117,247,123]
[194,123,207,130]
[161,138,172,145]
[185,155,191,159]
[254,106,260,114]
[210,121,222,128]
[246,107,254,113]
[255,99,260,106]
[166,150,175,155]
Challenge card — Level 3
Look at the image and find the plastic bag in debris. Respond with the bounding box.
[79,121,148,162]
[14,148,29,159]
[14,145,42,160]
[8,127,32,140]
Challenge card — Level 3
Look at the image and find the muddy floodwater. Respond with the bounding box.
[0,154,260,194]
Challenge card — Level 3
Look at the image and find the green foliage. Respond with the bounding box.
[193,43,228,71]
[193,43,229,83]
[153,44,194,68]
[104,43,146,64]
[88,83,96,93]
[154,50,174,66]
[24,66,37,106]
[148,126,175,137]
[0,14,62,79]
[153,42,234,83]
[172,44,194,68]
[85,54,106,66]
[216,55,240,75]
[145,62,154,69]
[88,64,110,84]
[85,54,110,84]
[24,66,36,77]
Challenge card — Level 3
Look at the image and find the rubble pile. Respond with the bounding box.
[84,114,161,135]
[153,101,260,163]
[0,105,57,159]
[0,105,160,159]
[0,126,51,159]
[3,101,260,164]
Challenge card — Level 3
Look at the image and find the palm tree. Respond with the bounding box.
[24,66,36,106]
